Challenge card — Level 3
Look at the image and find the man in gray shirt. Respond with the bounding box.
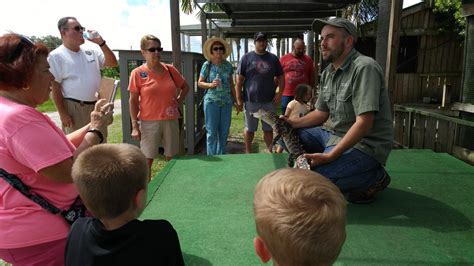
[236,32,284,153]
[285,18,394,204]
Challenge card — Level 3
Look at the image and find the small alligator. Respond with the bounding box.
[251,109,310,170]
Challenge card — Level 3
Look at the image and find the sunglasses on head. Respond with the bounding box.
[146,47,163,52]
[213,46,225,51]
[7,34,34,63]
[68,25,85,32]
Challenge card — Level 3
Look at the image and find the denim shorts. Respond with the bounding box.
[244,102,275,132]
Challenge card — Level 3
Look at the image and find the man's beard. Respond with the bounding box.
[322,45,344,63]
[294,51,304,57]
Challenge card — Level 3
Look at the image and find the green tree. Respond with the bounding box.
[342,0,379,26]
[101,67,120,79]
[343,0,465,40]
[30,35,62,51]
[180,0,222,17]
[433,0,465,39]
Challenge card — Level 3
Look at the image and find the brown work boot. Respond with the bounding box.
[347,170,391,204]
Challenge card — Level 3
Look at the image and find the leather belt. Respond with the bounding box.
[64,98,97,106]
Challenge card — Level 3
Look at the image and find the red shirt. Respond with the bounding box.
[279,53,315,96]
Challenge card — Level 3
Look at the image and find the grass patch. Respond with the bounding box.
[36,98,56,113]
[229,110,267,153]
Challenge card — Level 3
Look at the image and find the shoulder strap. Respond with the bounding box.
[166,64,177,86]
[205,61,212,83]
[0,168,62,215]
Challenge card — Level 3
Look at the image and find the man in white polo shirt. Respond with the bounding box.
[48,16,117,133]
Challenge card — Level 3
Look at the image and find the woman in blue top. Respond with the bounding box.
[198,37,236,155]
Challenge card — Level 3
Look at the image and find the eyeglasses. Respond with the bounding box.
[146,47,163,53]
[213,47,225,51]
[8,34,34,63]
[67,25,85,32]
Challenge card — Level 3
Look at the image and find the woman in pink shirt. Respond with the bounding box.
[0,33,112,265]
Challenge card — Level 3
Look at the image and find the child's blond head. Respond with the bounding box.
[72,143,149,219]
[254,168,346,266]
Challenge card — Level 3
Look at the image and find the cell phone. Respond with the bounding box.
[109,80,119,103]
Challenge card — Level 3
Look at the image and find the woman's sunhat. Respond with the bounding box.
[202,37,231,61]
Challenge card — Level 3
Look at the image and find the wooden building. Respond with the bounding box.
[354,2,474,164]
[358,2,464,105]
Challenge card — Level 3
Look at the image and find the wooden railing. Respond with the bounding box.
[393,105,474,159]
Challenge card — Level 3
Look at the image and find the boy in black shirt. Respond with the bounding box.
[66,143,184,265]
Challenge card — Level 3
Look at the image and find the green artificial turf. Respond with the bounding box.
[140,150,474,265]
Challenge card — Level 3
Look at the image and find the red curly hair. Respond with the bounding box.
[0,33,49,90]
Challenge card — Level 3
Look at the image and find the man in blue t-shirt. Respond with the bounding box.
[236,32,284,153]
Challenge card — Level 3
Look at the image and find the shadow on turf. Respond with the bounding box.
[183,253,212,266]
[347,187,472,232]
[336,257,473,265]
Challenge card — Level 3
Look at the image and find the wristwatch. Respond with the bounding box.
[87,128,104,143]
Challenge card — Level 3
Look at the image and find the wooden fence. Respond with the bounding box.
[394,105,474,157]
[393,73,462,104]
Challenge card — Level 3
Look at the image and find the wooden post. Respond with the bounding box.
[170,0,182,71]
[276,38,281,57]
[376,0,390,75]
[169,0,184,154]
[201,12,207,49]
[208,19,212,38]
[280,38,286,56]
[307,31,314,61]
[384,0,403,105]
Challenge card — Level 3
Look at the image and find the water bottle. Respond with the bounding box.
[83,30,99,39]
[214,74,222,91]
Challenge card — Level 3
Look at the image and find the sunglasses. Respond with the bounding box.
[146,47,163,52]
[68,25,85,32]
[213,47,225,51]
[8,34,34,63]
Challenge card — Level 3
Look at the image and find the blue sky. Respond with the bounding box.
[1,0,423,53]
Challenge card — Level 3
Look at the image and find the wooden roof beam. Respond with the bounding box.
[196,0,357,4]
[207,10,336,19]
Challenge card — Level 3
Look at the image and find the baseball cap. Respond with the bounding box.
[254,32,267,41]
[312,17,358,42]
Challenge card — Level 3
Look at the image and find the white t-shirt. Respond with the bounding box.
[286,99,309,119]
[48,45,105,101]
